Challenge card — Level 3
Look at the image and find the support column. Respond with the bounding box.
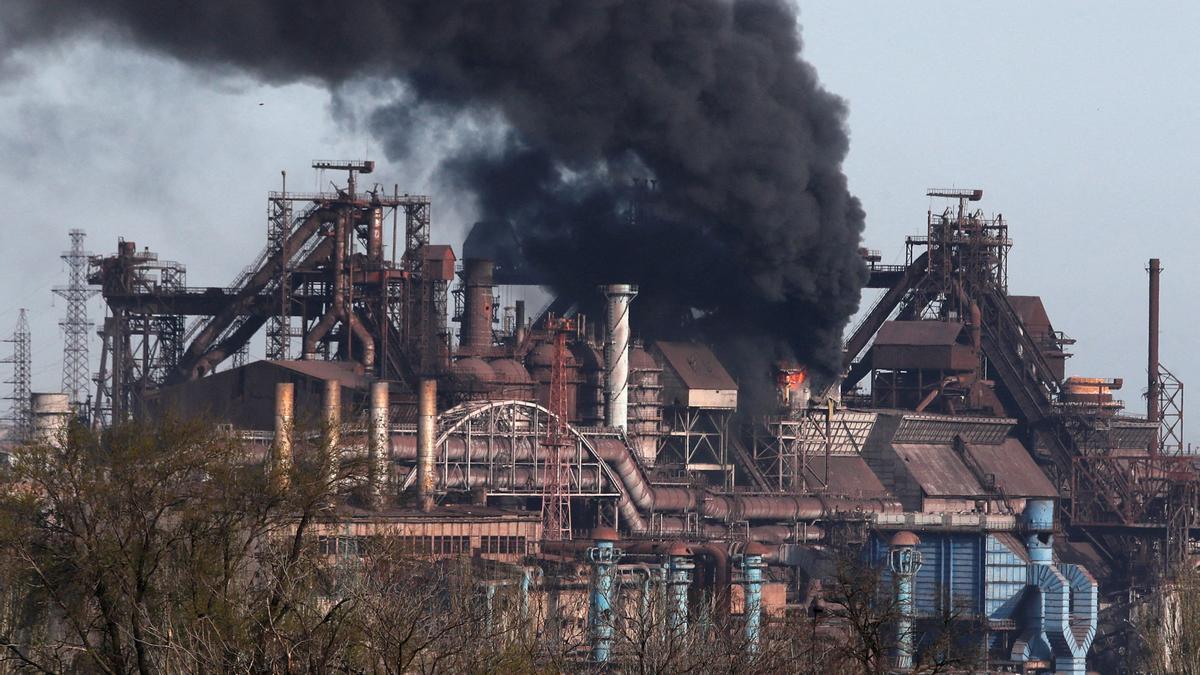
[271,383,294,491]
[367,381,389,509]
[322,379,341,494]
[417,378,438,511]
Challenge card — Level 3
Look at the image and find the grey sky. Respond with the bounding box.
[1,3,1195,443]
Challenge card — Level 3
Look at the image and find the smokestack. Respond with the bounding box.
[367,381,389,509]
[30,393,71,446]
[272,383,294,490]
[1148,258,1161,454]
[514,299,526,344]
[602,284,638,431]
[417,378,438,511]
[322,379,341,493]
[460,258,495,354]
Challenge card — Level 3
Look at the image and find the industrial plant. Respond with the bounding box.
[1,162,1192,673]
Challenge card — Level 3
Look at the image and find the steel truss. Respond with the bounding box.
[403,399,621,500]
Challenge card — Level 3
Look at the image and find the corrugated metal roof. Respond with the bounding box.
[964,438,1057,497]
[653,341,736,391]
[268,360,371,389]
[806,455,890,498]
[891,443,983,497]
[875,320,964,347]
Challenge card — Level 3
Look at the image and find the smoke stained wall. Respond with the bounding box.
[1,0,868,398]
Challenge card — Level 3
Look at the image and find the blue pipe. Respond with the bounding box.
[888,532,922,672]
[666,544,694,637]
[588,529,622,664]
[740,544,767,655]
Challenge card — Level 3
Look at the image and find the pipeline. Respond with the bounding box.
[303,209,375,369]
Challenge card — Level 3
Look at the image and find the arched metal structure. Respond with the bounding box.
[401,399,622,500]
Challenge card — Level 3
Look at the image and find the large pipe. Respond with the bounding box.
[322,379,341,493]
[1148,257,1161,454]
[367,382,389,509]
[391,432,897,532]
[369,206,384,264]
[514,299,526,344]
[417,378,438,511]
[460,259,496,354]
[602,284,638,430]
[303,210,375,369]
[272,383,294,491]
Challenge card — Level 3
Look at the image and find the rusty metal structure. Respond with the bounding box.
[89,160,454,421]
[82,171,1190,671]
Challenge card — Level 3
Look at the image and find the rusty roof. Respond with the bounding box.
[268,359,371,389]
[653,341,736,391]
[875,320,964,347]
[1008,295,1051,330]
[806,455,890,498]
[964,438,1057,497]
[891,443,983,497]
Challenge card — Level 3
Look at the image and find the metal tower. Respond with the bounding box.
[54,229,97,407]
[266,171,294,360]
[540,315,574,541]
[2,310,32,441]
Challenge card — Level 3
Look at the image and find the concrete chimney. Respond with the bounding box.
[272,383,294,490]
[602,284,638,431]
[460,258,495,354]
[417,378,438,511]
[31,393,71,446]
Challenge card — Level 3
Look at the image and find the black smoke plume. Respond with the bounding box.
[1,0,867,403]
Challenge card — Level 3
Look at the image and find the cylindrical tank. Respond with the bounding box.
[487,358,535,400]
[31,393,71,445]
[449,357,495,399]
[460,258,496,354]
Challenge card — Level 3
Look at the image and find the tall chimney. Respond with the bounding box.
[460,258,496,354]
[514,299,527,344]
[272,383,294,490]
[1148,258,1161,454]
[367,381,389,509]
[602,284,639,431]
[322,379,341,493]
[417,378,438,511]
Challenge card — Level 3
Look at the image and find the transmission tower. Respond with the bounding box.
[2,310,32,441]
[54,229,97,407]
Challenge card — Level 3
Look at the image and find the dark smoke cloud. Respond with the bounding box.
[1,0,867,400]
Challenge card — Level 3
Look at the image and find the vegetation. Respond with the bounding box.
[0,420,979,673]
